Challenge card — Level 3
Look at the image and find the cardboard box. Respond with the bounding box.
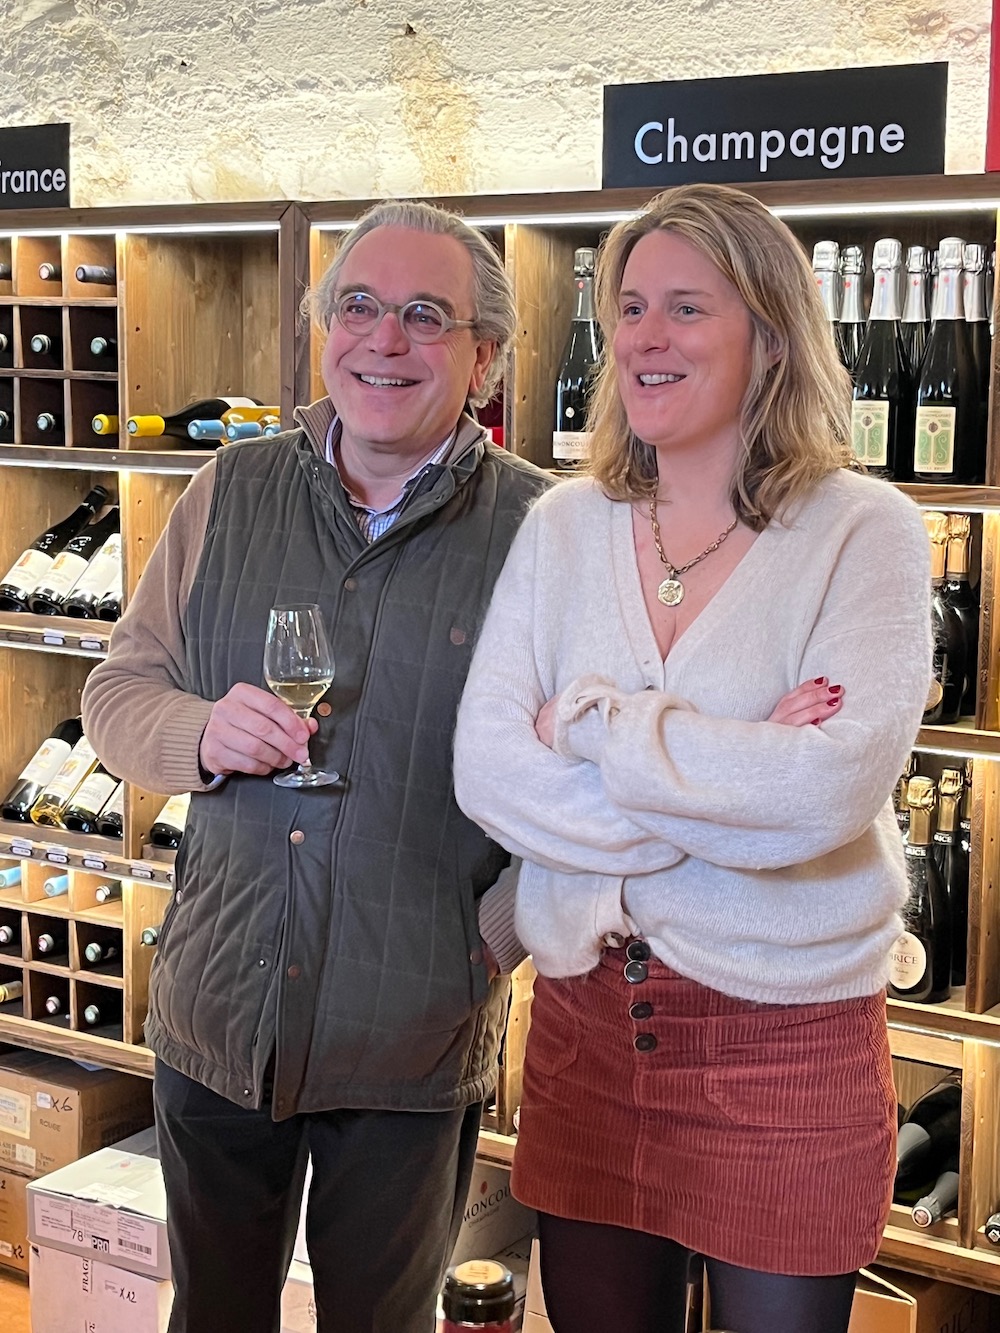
[848,1266,993,1333]
[0,1166,29,1273]
[451,1162,535,1266]
[27,1146,169,1279]
[0,1049,153,1178]
[30,1242,173,1333]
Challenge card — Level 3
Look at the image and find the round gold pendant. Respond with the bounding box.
[657,577,684,606]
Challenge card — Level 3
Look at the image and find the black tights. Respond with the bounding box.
[537,1214,858,1333]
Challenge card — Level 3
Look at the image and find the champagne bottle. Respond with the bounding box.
[75,264,116,284]
[94,882,121,903]
[38,262,61,282]
[0,980,22,1004]
[84,940,120,964]
[912,1159,960,1227]
[812,240,841,338]
[0,922,19,947]
[923,512,967,726]
[42,873,68,898]
[89,336,116,358]
[0,867,21,888]
[914,238,982,484]
[836,245,866,377]
[552,248,601,471]
[894,755,915,837]
[888,775,952,1005]
[140,925,159,946]
[91,414,119,436]
[62,761,119,833]
[850,239,912,480]
[963,244,992,446]
[60,531,122,620]
[30,735,99,829]
[28,506,120,615]
[95,781,124,839]
[901,245,930,375]
[150,792,190,849]
[943,513,979,716]
[1,717,84,820]
[127,397,263,442]
[35,924,69,956]
[895,1073,961,1201]
[934,768,969,989]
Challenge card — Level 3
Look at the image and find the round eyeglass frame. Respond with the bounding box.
[333,291,478,344]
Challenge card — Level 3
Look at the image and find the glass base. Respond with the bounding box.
[272,766,341,788]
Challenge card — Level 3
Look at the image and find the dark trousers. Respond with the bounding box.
[153,1060,483,1333]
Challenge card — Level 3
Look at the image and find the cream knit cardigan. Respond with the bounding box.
[454,468,933,1003]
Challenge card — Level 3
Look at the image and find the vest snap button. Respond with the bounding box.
[289,830,305,845]
[287,964,301,980]
[316,702,332,717]
[344,577,358,591]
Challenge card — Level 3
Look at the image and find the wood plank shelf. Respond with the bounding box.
[0,612,110,657]
[0,443,214,472]
[0,369,118,381]
[0,822,173,885]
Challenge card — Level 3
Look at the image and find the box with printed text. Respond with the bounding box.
[29,1242,173,1333]
[0,1165,29,1273]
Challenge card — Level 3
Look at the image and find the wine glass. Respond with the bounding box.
[263,603,339,788]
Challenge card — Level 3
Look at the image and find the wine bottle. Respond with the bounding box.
[923,511,967,726]
[35,924,69,956]
[84,940,120,965]
[552,247,601,471]
[987,1210,1000,1245]
[888,775,952,1005]
[912,1159,960,1228]
[189,406,281,442]
[140,925,159,947]
[38,262,61,282]
[943,513,979,716]
[83,999,120,1028]
[850,238,912,480]
[28,506,120,615]
[30,735,99,829]
[442,1260,515,1333]
[0,263,11,281]
[0,333,8,353]
[0,410,9,433]
[894,755,915,837]
[0,922,19,947]
[901,246,930,376]
[127,397,264,442]
[812,240,841,337]
[36,413,62,434]
[42,873,68,898]
[963,244,992,445]
[75,264,116,284]
[91,414,119,436]
[30,333,61,363]
[43,994,64,1014]
[836,245,866,377]
[94,882,121,903]
[61,761,119,833]
[0,867,21,888]
[150,792,190,849]
[95,781,124,839]
[895,1072,962,1202]
[914,238,982,484]
[1,716,84,820]
[0,980,22,1004]
[934,767,969,989]
[60,531,122,620]
[89,335,116,358]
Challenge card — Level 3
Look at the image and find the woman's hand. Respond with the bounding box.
[768,677,843,727]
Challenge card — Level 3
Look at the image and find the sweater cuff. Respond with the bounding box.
[552,675,620,764]
[477,861,526,976]
[156,697,219,794]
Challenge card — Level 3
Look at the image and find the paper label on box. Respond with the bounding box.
[115,1213,159,1267]
[0,1086,30,1136]
[36,1092,54,1109]
[0,1239,11,1256]
[15,1143,36,1169]
[35,1194,160,1268]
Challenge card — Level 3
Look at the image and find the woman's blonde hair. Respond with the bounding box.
[588,182,853,528]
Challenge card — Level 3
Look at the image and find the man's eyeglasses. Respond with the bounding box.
[334,292,477,344]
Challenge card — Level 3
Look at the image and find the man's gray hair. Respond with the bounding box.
[307,200,515,406]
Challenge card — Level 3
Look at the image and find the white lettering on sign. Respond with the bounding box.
[0,163,67,194]
[632,118,906,173]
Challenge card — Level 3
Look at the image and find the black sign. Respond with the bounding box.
[0,123,69,208]
[603,65,946,189]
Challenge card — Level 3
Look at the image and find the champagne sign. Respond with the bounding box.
[603,65,947,188]
[0,123,69,208]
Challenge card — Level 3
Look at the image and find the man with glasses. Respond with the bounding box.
[82,200,552,1333]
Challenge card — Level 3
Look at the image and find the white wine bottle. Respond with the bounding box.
[0,923,18,947]
[94,882,121,903]
[95,781,124,838]
[76,264,116,284]
[0,867,22,888]
[912,1161,959,1228]
[0,979,22,1004]
[89,335,117,358]
[62,761,119,833]
[140,926,159,947]
[150,792,190,849]
[91,414,119,436]
[84,940,120,964]
[552,248,601,471]
[43,994,65,1014]
[30,735,99,829]
[42,873,68,898]
[35,923,69,956]
[61,531,122,620]
[38,262,61,282]
[1,716,84,820]
[0,486,107,611]
[29,506,120,615]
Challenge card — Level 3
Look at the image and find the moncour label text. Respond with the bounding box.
[632,118,906,174]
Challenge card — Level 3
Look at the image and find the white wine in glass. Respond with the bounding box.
[263,603,339,788]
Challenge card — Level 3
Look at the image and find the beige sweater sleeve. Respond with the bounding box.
[81,460,220,795]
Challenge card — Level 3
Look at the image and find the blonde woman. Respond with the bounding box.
[454,183,931,1333]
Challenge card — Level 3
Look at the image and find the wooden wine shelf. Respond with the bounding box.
[0,820,174,884]
[916,723,1000,759]
[0,443,215,472]
[0,612,110,657]
[897,484,1000,510]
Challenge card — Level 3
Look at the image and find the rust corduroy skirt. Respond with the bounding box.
[511,943,896,1276]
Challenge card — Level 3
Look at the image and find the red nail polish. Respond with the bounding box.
[811,718,821,725]
[814,677,826,685]
[829,684,842,695]
[826,699,837,707]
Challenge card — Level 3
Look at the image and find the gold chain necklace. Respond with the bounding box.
[648,499,739,607]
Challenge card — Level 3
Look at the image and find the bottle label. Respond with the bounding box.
[552,431,592,462]
[18,736,72,786]
[39,550,88,601]
[889,930,927,990]
[101,783,125,818]
[1,547,53,598]
[914,406,957,474]
[64,533,122,603]
[43,739,97,803]
[157,792,191,829]
[851,400,889,467]
[68,770,116,817]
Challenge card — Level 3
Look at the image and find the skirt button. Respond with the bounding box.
[624,960,649,984]
[634,1033,657,1053]
[629,1001,653,1021]
[626,940,651,962]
